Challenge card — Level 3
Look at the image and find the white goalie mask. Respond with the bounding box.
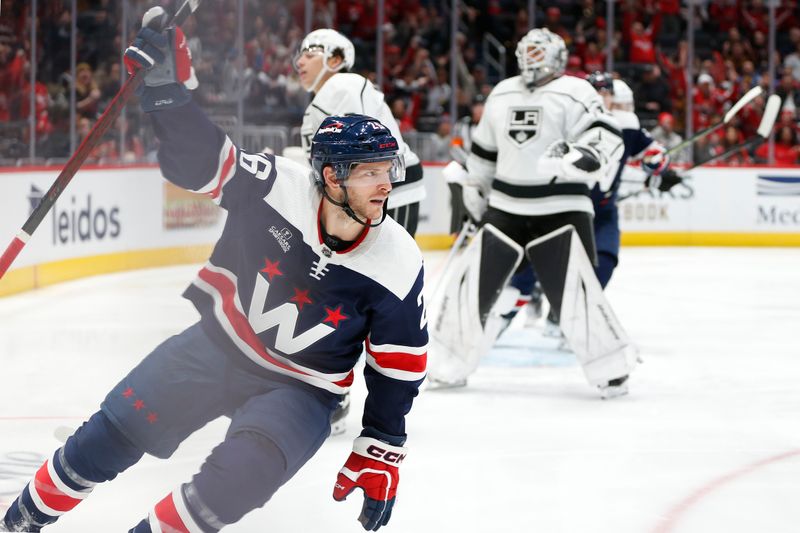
[295,29,355,93]
[515,28,567,89]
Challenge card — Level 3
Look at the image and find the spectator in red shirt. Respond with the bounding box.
[755,125,800,165]
[714,125,752,166]
[693,73,725,130]
[629,20,658,64]
[581,41,606,74]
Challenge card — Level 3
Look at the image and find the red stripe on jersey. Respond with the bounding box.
[198,267,355,389]
[33,461,82,513]
[209,146,235,200]
[366,342,427,373]
[154,493,190,533]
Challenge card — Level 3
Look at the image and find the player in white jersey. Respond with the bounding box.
[426,28,630,396]
[296,29,425,236]
[463,27,623,317]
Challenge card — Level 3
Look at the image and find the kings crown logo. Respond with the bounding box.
[269,226,293,252]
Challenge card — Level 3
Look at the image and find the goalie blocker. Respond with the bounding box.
[526,225,637,396]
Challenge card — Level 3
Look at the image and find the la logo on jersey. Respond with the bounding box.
[507,107,542,146]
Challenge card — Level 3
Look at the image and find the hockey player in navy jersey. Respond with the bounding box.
[294,28,427,436]
[584,71,683,288]
[2,8,427,533]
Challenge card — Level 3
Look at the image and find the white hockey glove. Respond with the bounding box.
[441,160,469,184]
[537,140,605,185]
[462,183,488,223]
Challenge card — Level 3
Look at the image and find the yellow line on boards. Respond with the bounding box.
[620,232,800,247]
[0,245,213,298]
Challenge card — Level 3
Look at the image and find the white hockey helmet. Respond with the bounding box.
[515,28,567,89]
[611,79,634,111]
[296,29,355,92]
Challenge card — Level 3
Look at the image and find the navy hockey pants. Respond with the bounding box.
[4,323,339,532]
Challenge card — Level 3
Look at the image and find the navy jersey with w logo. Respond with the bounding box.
[150,102,428,438]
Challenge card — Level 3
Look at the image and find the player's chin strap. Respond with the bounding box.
[320,185,388,227]
[308,59,346,94]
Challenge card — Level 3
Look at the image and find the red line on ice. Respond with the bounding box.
[652,448,800,533]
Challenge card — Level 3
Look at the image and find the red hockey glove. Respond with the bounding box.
[641,144,670,176]
[123,7,197,112]
[333,436,407,531]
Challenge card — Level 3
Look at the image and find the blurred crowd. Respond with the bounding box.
[1,0,800,165]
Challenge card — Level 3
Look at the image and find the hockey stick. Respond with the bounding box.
[685,93,781,169]
[430,221,476,280]
[616,94,781,202]
[666,86,764,156]
[0,0,202,281]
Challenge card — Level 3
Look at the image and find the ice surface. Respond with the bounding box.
[1,247,799,532]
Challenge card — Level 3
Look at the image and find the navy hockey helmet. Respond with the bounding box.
[587,71,615,94]
[311,114,405,186]
[311,114,405,226]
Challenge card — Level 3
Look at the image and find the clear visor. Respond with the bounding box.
[292,44,325,70]
[337,156,405,187]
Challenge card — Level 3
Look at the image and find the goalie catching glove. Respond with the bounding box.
[333,435,407,531]
[537,140,606,185]
[123,6,198,112]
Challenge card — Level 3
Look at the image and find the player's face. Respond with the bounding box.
[344,161,394,221]
[600,89,613,110]
[296,47,325,90]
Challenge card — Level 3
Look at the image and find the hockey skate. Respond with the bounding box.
[330,393,350,436]
[523,282,544,327]
[598,375,629,399]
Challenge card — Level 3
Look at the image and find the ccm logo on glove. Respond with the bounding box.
[366,444,406,464]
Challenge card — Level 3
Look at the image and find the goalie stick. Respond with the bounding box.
[0,0,203,281]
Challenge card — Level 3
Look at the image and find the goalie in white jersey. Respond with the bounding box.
[464,27,623,252]
[296,29,425,236]
[427,28,634,397]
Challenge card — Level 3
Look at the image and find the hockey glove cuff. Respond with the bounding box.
[124,7,198,113]
[333,436,407,531]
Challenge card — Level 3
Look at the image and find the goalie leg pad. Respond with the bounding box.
[427,224,523,384]
[525,225,636,388]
